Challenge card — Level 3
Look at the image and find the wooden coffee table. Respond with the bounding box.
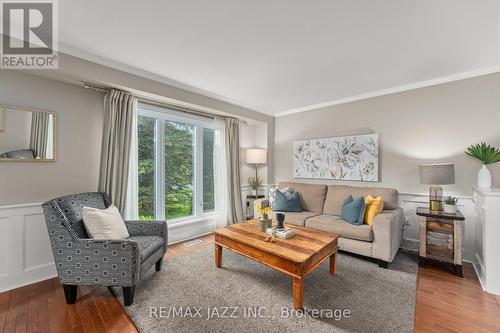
[213,220,339,310]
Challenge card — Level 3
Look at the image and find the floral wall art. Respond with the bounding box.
[293,134,379,181]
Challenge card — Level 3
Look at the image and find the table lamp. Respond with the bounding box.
[246,148,267,195]
[419,163,455,211]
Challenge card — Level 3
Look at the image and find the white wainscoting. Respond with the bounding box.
[399,193,476,262]
[0,202,216,292]
[0,203,57,292]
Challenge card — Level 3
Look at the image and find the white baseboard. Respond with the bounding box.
[0,263,57,292]
[473,253,487,291]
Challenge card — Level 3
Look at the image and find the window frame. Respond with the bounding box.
[138,103,216,225]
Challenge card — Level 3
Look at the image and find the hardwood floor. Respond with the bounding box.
[415,261,500,333]
[1,234,499,333]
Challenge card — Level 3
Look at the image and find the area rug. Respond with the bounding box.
[118,246,417,333]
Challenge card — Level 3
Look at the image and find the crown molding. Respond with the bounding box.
[274,65,500,117]
[57,43,500,119]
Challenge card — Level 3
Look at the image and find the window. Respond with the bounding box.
[137,104,216,222]
[164,120,194,220]
[203,128,215,212]
[137,116,156,220]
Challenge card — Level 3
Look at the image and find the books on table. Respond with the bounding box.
[266,227,296,239]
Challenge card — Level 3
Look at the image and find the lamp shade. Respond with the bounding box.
[246,148,267,164]
[419,163,455,185]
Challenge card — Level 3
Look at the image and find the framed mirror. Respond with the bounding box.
[0,105,56,161]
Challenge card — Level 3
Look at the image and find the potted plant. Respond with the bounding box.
[465,142,500,188]
[443,196,458,214]
[248,175,262,196]
[255,205,272,232]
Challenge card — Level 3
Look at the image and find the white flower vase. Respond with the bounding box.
[477,164,492,189]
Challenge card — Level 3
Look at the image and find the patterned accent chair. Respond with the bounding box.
[42,192,168,306]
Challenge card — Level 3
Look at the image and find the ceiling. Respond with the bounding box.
[59,0,500,116]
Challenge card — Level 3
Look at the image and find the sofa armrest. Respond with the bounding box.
[372,208,404,262]
[54,239,141,286]
[253,198,269,219]
[124,220,168,253]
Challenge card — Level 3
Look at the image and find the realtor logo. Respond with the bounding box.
[1,0,58,68]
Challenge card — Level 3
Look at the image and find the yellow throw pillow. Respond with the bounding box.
[364,196,384,225]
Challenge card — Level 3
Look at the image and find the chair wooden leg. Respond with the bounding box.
[123,286,135,306]
[155,257,163,272]
[62,284,78,304]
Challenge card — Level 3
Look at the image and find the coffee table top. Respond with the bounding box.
[214,220,339,263]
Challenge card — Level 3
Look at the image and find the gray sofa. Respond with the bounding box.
[254,182,403,267]
[42,192,168,306]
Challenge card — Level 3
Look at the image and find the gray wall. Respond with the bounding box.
[274,72,500,197]
[0,71,105,205]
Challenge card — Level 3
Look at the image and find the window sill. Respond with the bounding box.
[167,214,216,229]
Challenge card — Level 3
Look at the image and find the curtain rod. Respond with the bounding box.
[83,82,108,93]
[83,82,248,124]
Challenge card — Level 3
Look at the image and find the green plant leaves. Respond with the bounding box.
[443,196,458,205]
[465,142,500,165]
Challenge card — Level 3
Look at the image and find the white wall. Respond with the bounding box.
[0,109,31,154]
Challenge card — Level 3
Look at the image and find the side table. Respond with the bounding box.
[416,207,465,277]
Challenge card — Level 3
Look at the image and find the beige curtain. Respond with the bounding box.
[225,118,244,224]
[29,112,50,158]
[98,89,136,213]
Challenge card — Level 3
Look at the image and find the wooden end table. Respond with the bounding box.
[417,207,465,277]
[213,220,339,310]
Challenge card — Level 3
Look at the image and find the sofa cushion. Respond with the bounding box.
[268,187,294,207]
[355,187,398,210]
[129,235,164,263]
[268,210,320,227]
[364,196,384,225]
[324,185,399,215]
[305,214,374,241]
[272,190,302,212]
[322,185,352,216]
[279,182,327,213]
[340,195,366,225]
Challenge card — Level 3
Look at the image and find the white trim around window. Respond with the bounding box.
[137,103,216,226]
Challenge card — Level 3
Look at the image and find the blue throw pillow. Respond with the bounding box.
[341,195,366,225]
[272,190,302,212]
